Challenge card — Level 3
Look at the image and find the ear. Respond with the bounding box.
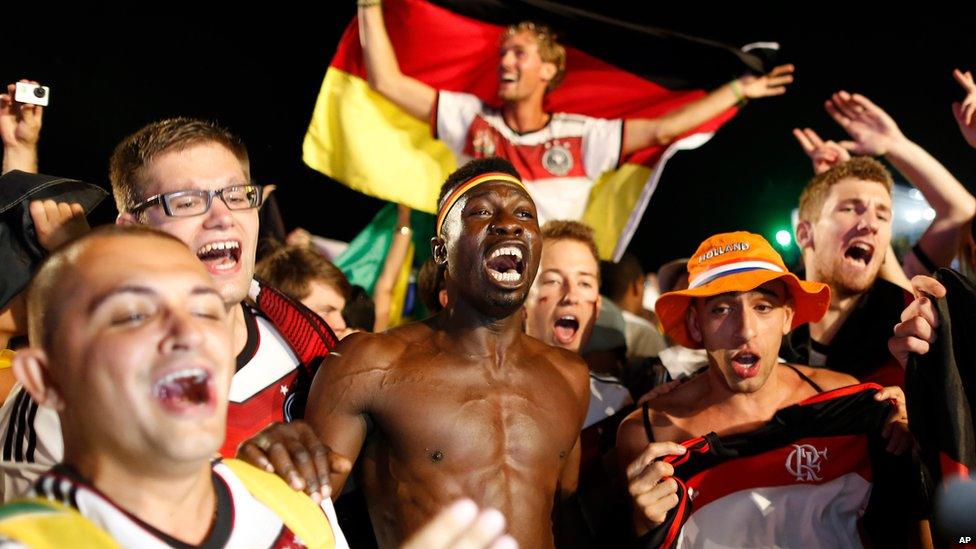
[430,236,447,266]
[630,278,644,298]
[540,61,557,84]
[685,304,704,345]
[117,212,139,226]
[795,221,813,250]
[11,348,65,411]
[781,298,795,335]
[262,184,277,203]
[595,294,603,316]
[437,288,448,308]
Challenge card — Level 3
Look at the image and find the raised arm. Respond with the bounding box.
[373,204,413,332]
[622,64,794,157]
[359,2,437,121]
[952,68,976,149]
[0,80,44,174]
[825,91,976,276]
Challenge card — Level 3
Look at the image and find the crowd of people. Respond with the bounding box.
[0,3,974,548]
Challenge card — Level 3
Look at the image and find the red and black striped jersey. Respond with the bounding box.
[643,383,926,548]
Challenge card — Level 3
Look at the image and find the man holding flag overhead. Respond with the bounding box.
[351,0,792,229]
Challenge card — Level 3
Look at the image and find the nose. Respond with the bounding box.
[488,215,523,238]
[857,206,881,233]
[202,193,234,230]
[160,309,205,354]
[500,49,516,69]
[732,306,757,345]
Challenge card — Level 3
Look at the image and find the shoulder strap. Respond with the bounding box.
[0,497,120,548]
[223,459,335,548]
[642,401,656,443]
[785,364,824,393]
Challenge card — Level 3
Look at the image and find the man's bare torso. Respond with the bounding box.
[314,319,589,548]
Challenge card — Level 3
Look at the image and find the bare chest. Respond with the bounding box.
[370,357,581,472]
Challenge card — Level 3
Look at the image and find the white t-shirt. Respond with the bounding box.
[435,90,623,223]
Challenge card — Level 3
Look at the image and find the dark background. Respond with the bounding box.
[4,7,975,271]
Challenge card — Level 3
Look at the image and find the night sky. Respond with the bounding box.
[4,7,974,272]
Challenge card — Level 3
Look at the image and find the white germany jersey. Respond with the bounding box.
[434,90,623,224]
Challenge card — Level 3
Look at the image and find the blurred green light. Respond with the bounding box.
[775,230,792,247]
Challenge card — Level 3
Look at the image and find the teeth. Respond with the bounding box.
[156,368,208,386]
[560,315,577,322]
[489,246,523,260]
[197,240,240,255]
[489,270,521,282]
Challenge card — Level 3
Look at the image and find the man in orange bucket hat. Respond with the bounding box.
[615,231,924,547]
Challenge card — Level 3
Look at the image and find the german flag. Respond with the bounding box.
[304,0,769,259]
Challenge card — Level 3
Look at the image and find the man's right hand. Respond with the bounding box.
[626,441,687,528]
[237,420,352,502]
[0,80,44,174]
[792,127,852,174]
[888,275,947,368]
[952,68,976,149]
[29,200,90,251]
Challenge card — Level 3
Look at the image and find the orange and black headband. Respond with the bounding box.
[435,172,527,235]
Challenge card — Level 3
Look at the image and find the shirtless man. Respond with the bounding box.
[616,231,917,546]
[300,157,589,547]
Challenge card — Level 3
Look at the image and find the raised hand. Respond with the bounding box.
[825,91,905,156]
[792,127,852,174]
[739,64,795,99]
[952,69,976,149]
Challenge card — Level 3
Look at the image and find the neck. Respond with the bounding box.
[438,297,524,361]
[68,451,215,544]
[703,365,785,421]
[230,302,247,356]
[802,255,864,343]
[501,96,548,133]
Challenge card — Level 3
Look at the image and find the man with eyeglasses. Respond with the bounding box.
[0,118,340,503]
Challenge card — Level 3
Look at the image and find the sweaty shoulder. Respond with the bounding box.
[791,364,859,392]
[523,336,589,407]
[328,330,406,373]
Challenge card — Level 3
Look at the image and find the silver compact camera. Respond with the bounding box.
[14,82,50,107]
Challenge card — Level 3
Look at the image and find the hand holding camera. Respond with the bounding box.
[0,79,46,174]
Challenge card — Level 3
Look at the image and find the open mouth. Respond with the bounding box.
[843,242,874,266]
[553,315,580,346]
[152,367,214,412]
[499,73,518,84]
[730,351,761,379]
[485,245,526,284]
[197,240,242,273]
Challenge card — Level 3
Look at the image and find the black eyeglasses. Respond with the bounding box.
[130,185,265,217]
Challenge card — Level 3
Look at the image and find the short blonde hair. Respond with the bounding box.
[503,22,567,92]
[798,157,893,223]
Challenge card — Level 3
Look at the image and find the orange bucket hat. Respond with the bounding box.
[655,231,830,349]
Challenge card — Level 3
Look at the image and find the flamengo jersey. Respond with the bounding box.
[644,383,922,549]
[434,90,623,223]
[0,294,330,501]
[0,459,343,548]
